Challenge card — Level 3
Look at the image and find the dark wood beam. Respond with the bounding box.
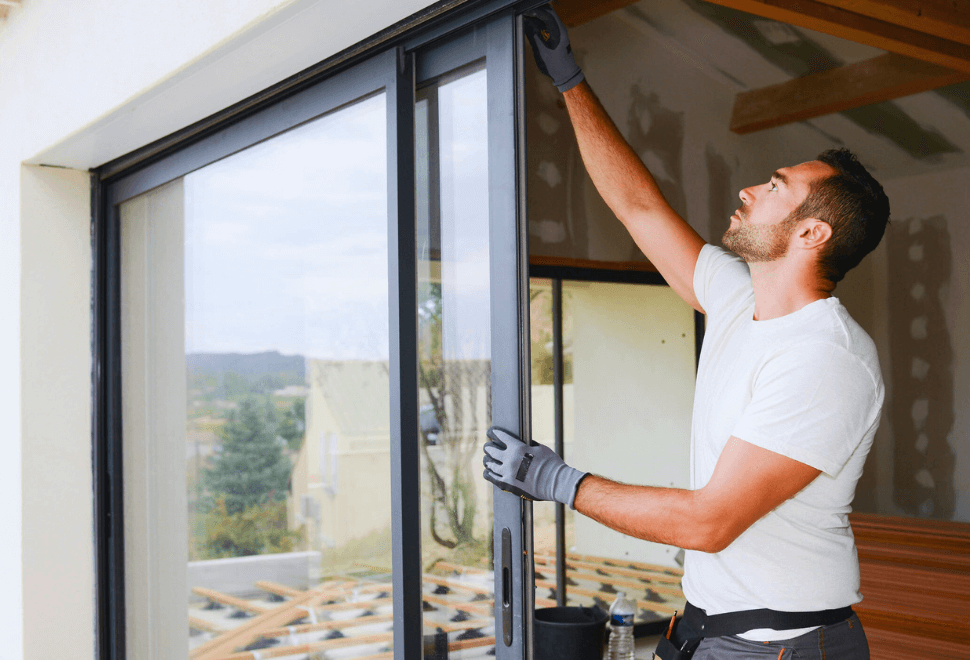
[701,0,970,74]
[731,52,970,133]
[814,0,970,48]
[529,254,659,273]
[554,0,641,28]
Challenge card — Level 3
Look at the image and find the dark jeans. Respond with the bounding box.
[686,613,869,660]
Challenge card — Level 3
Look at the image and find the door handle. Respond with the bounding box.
[502,526,513,646]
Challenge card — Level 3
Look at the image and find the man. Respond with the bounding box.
[482,6,889,659]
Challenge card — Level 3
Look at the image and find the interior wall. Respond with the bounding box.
[526,11,839,261]
[870,166,969,521]
[568,282,696,567]
[526,10,969,523]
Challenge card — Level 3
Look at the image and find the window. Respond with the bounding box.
[120,90,394,658]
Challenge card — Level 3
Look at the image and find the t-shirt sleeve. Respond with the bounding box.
[693,244,753,318]
[732,343,880,476]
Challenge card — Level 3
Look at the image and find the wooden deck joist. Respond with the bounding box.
[218,630,497,660]
[253,581,307,599]
[432,560,489,575]
[534,554,683,585]
[189,616,225,634]
[535,579,679,615]
[191,588,271,615]
[191,590,331,660]
[534,557,684,597]
[422,573,492,595]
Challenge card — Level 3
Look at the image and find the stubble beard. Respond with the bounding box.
[722,207,800,263]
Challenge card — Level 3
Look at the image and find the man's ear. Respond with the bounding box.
[796,219,832,250]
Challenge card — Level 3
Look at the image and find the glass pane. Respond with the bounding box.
[531,279,693,625]
[416,63,497,659]
[528,279,573,562]
[121,92,396,659]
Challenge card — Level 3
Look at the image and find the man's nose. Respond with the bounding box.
[739,187,752,204]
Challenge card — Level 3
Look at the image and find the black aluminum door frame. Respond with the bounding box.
[414,11,534,659]
[94,4,536,660]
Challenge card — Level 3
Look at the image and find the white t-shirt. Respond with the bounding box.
[682,244,884,641]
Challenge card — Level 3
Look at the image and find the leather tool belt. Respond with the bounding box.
[653,601,855,659]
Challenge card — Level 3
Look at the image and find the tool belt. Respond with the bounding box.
[653,601,855,660]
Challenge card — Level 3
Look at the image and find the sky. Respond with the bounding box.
[182,69,491,362]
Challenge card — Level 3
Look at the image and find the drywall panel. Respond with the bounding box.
[879,167,970,522]
[568,281,696,567]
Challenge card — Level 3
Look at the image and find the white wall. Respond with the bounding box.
[569,282,696,567]
[1,0,437,657]
[881,167,970,521]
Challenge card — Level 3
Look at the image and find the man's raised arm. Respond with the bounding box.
[525,7,707,312]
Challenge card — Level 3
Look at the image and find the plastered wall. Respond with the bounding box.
[526,11,970,523]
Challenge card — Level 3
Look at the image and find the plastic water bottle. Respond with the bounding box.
[607,591,636,660]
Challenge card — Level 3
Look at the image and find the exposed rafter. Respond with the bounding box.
[731,52,970,133]
[701,0,970,74]
[555,0,640,28]
[813,0,970,48]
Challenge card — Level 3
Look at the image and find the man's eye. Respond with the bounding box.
[769,181,778,192]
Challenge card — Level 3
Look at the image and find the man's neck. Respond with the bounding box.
[747,260,832,321]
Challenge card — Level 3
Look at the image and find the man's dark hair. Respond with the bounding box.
[788,148,890,284]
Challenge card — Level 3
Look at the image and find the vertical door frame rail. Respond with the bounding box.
[93,1,542,659]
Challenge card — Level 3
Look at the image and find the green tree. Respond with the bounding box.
[277,398,306,451]
[418,281,487,552]
[202,397,292,515]
[198,498,302,558]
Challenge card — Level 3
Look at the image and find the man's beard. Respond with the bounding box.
[722,208,800,263]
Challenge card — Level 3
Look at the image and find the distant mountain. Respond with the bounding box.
[187,351,305,379]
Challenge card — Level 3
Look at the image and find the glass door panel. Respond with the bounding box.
[529,278,693,626]
[416,62,498,660]
[120,91,397,659]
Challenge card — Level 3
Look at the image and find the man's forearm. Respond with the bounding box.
[573,474,724,553]
[562,81,667,224]
[561,81,707,311]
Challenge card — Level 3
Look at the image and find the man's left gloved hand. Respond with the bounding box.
[483,427,589,509]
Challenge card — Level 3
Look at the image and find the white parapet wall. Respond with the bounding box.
[189,551,324,599]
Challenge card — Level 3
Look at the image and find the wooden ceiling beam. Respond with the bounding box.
[731,52,970,133]
[701,0,970,74]
[813,0,970,48]
[554,0,641,28]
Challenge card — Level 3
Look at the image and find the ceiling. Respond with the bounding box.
[574,0,970,182]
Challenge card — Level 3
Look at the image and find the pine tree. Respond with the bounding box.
[203,397,292,515]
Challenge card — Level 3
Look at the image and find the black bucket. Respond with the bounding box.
[534,606,609,660]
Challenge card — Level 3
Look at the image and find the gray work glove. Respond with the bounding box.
[523,5,585,93]
[483,427,589,509]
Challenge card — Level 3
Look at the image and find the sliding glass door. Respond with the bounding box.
[97,6,532,660]
[414,13,532,660]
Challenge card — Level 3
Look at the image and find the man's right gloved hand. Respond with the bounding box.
[523,5,585,93]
